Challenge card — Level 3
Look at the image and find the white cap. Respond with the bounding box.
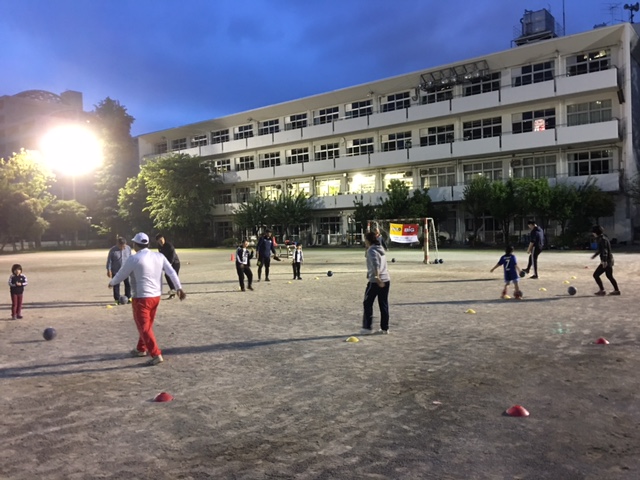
[132,232,149,245]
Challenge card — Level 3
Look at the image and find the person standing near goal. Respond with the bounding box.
[360,231,391,335]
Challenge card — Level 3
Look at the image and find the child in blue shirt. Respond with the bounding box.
[490,246,523,299]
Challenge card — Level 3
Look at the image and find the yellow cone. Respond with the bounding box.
[539,287,547,291]
[106,305,113,309]
[465,309,476,314]
[563,280,570,284]
[315,277,319,280]
[287,281,292,284]
[346,336,360,343]
[570,276,577,279]
[503,295,511,299]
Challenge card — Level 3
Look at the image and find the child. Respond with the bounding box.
[235,239,254,292]
[590,225,620,296]
[490,246,523,299]
[8,264,27,319]
[292,243,304,280]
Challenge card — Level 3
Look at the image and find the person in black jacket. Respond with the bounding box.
[155,234,181,298]
[591,225,620,296]
[235,239,254,292]
[8,264,27,320]
[256,230,279,281]
[524,220,544,279]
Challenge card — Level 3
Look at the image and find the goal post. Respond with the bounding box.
[366,218,439,264]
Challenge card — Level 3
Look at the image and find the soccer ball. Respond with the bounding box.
[519,270,526,278]
[119,295,128,305]
[514,290,524,299]
[568,286,577,296]
[391,258,396,263]
[327,271,333,277]
[43,327,57,341]
[438,259,444,264]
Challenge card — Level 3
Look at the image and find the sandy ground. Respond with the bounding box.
[1,246,640,480]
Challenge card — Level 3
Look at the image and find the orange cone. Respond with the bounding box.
[595,337,610,345]
[154,392,174,402]
[505,405,529,417]
[230,253,235,261]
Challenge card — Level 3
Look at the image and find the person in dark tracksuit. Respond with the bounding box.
[156,234,181,298]
[591,225,620,296]
[524,220,544,279]
[360,231,391,335]
[236,239,254,292]
[256,230,278,282]
[106,237,132,303]
[291,243,304,280]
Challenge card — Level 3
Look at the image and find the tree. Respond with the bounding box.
[512,178,552,230]
[118,175,154,234]
[377,180,411,220]
[43,200,89,246]
[270,191,314,239]
[141,153,219,245]
[234,195,274,237]
[462,176,492,244]
[488,180,517,246]
[352,195,378,232]
[549,182,579,245]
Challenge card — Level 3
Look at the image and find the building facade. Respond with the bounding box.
[138,22,640,246]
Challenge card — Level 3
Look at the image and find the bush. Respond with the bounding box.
[221,237,239,248]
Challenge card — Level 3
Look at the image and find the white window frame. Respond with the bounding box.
[211,129,229,144]
[568,149,613,176]
[258,119,280,136]
[286,147,309,165]
[285,113,308,130]
[345,100,372,119]
[315,142,340,161]
[346,137,374,156]
[259,151,281,168]
[313,106,339,125]
[237,155,255,171]
[234,124,254,140]
[512,60,554,87]
[567,100,612,126]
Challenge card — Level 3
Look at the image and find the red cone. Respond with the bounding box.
[154,392,174,402]
[505,405,529,417]
[595,337,610,345]
[230,253,235,262]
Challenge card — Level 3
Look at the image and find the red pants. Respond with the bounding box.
[11,294,23,317]
[132,297,162,357]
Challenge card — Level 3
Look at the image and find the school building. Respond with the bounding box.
[137,13,640,246]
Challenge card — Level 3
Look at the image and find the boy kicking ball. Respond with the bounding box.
[490,245,523,299]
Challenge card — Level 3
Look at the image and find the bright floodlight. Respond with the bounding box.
[40,125,103,176]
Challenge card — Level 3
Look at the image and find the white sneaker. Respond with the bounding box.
[374,329,390,335]
[359,328,373,335]
[146,355,164,366]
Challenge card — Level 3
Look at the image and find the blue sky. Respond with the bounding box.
[0,1,632,136]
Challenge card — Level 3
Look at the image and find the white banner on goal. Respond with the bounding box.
[389,223,419,243]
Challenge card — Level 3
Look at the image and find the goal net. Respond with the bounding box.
[367,218,440,264]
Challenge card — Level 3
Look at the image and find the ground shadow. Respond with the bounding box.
[396,296,565,306]
[405,278,496,284]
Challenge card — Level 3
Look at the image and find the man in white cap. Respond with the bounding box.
[108,232,186,366]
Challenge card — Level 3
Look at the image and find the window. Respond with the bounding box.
[285,113,307,130]
[464,72,501,96]
[315,142,340,161]
[345,100,372,118]
[171,138,187,151]
[348,173,376,193]
[234,124,253,140]
[512,60,554,86]
[154,142,167,154]
[512,155,556,179]
[315,178,341,196]
[381,91,411,112]
[421,165,455,188]
[288,181,311,195]
[286,147,309,165]
[383,172,413,190]
[260,184,282,199]
[463,117,502,140]
[567,100,612,126]
[463,161,503,183]
[214,221,233,241]
[259,151,281,168]
[314,106,339,125]
[211,129,229,144]
[420,85,453,104]
[420,124,454,146]
[236,187,252,203]
[237,155,255,171]
[567,50,610,76]
[568,149,613,176]
[191,134,208,147]
[381,132,411,152]
[215,189,232,204]
[319,216,342,234]
[258,119,280,136]
[213,159,231,172]
[346,137,374,156]
[512,108,556,134]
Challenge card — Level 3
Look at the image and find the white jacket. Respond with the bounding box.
[109,248,181,298]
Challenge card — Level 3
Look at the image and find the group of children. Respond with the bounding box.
[491,224,621,298]
[235,238,304,291]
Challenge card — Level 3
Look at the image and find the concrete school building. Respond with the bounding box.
[137,15,640,246]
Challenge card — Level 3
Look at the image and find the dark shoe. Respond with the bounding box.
[530,275,538,279]
[16,315,23,319]
[11,316,16,320]
[523,268,530,274]
[265,278,270,282]
[297,277,302,280]
[594,290,607,296]
[609,290,621,296]
[247,286,254,291]
[256,278,261,282]
[240,287,246,292]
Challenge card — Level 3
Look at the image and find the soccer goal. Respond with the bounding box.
[366,218,440,264]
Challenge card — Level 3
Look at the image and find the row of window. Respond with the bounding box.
[212,149,614,203]
[155,49,612,154]
[199,100,613,172]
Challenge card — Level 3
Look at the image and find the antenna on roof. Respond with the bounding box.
[624,3,640,23]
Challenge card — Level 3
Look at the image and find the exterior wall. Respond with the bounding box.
[137,24,639,245]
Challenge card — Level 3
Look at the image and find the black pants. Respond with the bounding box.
[363,281,390,331]
[593,264,619,291]
[236,264,253,290]
[112,276,131,301]
[258,257,271,280]
[164,262,180,291]
[292,262,301,279]
[526,246,542,275]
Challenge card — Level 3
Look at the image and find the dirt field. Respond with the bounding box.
[1,246,640,479]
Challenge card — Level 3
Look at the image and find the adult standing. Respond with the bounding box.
[360,231,391,335]
[155,233,181,298]
[235,239,254,292]
[591,225,621,296]
[109,232,186,366]
[256,230,277,282]
[106,237,132,304]
[524,219,544,279]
